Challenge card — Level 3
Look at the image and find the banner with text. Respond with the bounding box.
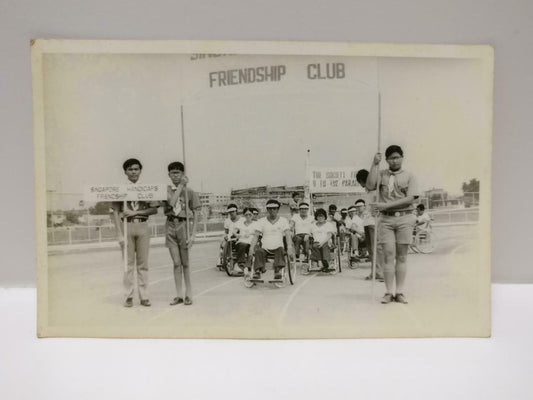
[307,166,366,194]
[84,184,168,202]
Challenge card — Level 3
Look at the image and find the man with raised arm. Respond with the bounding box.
[366,145,419,304]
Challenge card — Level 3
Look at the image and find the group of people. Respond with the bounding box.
[111,159,201,308]
[114,143,421,307]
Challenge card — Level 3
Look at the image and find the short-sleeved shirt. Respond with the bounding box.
[164,186,201,218]
[255,216,290,250]
[347,214,364,234]
[417,212,431,230]
[224,216,244,236]
[311,222,333,244]
[235,219,258,245]
[378,169,419,212]
[291,214,314,235]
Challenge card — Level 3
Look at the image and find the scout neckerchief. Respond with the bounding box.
[387,169,403,195]
[170,185,182,216]
[128,180,139,211]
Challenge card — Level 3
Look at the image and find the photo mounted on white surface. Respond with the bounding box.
[32,40,493,338]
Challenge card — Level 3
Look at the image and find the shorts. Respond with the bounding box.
[378,213,417,245]
[166,219,188,250]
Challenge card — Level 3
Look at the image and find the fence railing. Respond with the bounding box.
[47,208,479,246]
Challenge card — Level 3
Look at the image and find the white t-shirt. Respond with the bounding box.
[235,219,258,245]
[291,214,314,235]
[224,217,243,236]
[255,216,290,250]
[347,214,364,235]
[311,222,333,245]
[417,212,431,230]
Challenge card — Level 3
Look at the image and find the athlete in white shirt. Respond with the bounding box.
[249,199,294,280]
[217,203,242,270]
[310,208,334,272]
[234,208,258,269]
[290,202,313,262]
[347,205,365,256]
[415,204,432,233]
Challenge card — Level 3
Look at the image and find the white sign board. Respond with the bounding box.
[84,184,168,202]
[307,166,366,194]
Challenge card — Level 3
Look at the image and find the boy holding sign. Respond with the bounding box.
[111,158,158,308]
[164,162,201,306]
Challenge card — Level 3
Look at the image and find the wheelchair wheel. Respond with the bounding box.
[287,254,296,285]
[243,267,254,288]
[413,231,435,254]
[301,262,310,275]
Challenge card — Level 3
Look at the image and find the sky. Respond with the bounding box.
[42,53,490,209]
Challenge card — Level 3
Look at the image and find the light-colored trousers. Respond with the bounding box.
[124,221,150,300]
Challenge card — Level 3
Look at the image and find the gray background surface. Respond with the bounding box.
[1,0,531,285]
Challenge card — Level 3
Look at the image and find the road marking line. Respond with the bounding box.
[146,278,240,322]
[278,274,317,325]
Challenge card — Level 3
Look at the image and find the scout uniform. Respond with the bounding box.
[164,185,201,300]
[377,169,419,245]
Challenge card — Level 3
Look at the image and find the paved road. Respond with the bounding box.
[44,225,487,338]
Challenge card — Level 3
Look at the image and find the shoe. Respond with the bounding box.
[124,297,133,308]
[274,273,282,280]
[184,296,193,306]
[140,299,151,307]
[321,265,331,272]
[381,293,394,304]
[170,297,183,306]
[253,272,261,279]
[376,274,385,282]
[395,293,408,304]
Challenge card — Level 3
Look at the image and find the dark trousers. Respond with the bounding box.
[311,243,331,262]
[235,242,251,264]
[293,233,310,258]
[254,247,285,270]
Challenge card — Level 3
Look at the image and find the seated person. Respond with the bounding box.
[289,191,303,216]
[347,205,365,257]
[310,208,334,272]
[218,204,242,266]
[327,204,342,247]
[290,202,313,262]
[251,207,260,221]
[415,204,432,234]
[234,208,258,271]
[249,199,294,280]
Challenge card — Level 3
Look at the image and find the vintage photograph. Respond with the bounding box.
[32,40,493,338]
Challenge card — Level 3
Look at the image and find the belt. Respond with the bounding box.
[167,215,187,222]
[124,217,148,223]
[381,210,412,217]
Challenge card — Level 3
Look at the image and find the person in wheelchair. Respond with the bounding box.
[233,208,258,272]
[310,208,334,272]
[290,202,313,263]
[249,199,294,280]
[414,204,432,235]
[347,205,365,257]
[251,208,260,221]
[217,204,242,269]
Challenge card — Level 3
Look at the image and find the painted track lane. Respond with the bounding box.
[45,224,483,337]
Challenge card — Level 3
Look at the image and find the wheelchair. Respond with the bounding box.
[300,235,342,275]
[346,231,371,269]
[216,236,244,277]
[410,224,435,254]
[243,241,296,288]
